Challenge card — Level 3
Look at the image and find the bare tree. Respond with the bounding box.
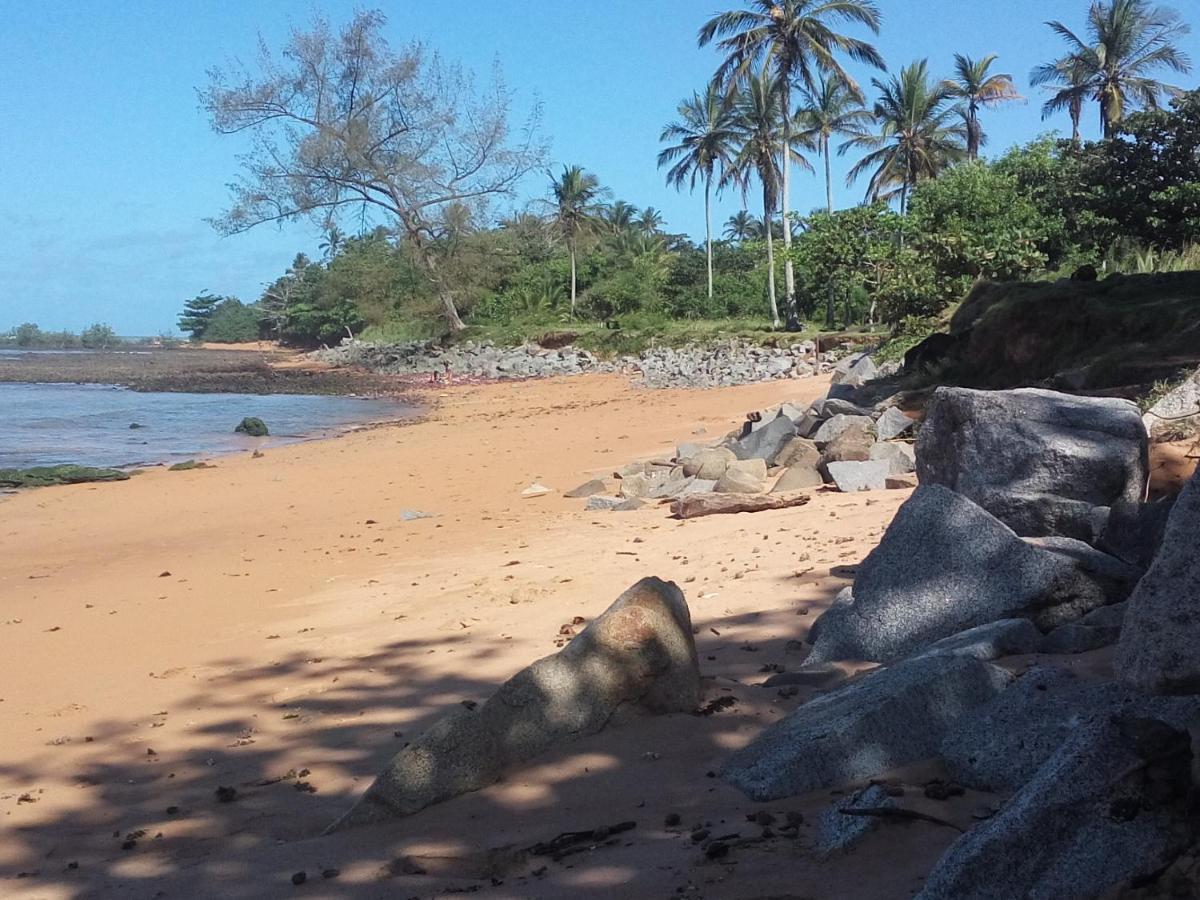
[201,10,545,331]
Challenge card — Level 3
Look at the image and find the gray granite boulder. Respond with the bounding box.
[819,423,874,464]
[805,486,1113,664]
[771,465,823,493]
[869,441,916,475]
[1097,498,1176,569]
[916,619,1042,662]
[1039,621,1120,654]
[721,655,1012,801]
[874,406,915,441]
[328,577,700,829]
[715,458,767,494]
[920,716,1193,900]
[816,397,874,419]
[812,785,895,856]
[681,447,735,480]
[565,479,607,498]
[585,496,645,511]
[730,413,796,465]
[916,387,1148,540]
[1143,366,1200,439]
[1023,536,1142,604]
[825,460,889,493]
[1117,469,1200,694]
[775,436,820,469]
[813,414,874,447]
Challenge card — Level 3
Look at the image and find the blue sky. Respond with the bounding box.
[2,1,1198,335]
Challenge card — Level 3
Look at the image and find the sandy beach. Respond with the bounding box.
[3,371,1184,899]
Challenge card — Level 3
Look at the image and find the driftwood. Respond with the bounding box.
[671,491,811,520]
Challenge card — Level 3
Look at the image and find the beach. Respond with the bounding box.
[0,371,942,899]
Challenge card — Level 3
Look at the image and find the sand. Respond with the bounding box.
[0,373,1187,899]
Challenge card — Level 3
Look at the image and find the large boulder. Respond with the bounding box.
[715,458,767,494]
[868,441,916,475]
[771,465,823,493]
[813,414,874,447]
[775,436,820,469]
[1143,366,1200,440]
[234,416,269,437]
[721,655,1011,801]
[805,486,1115,664]
[327,577,700,829]
[916,387,1148,540]
[681,447,735,480]
[730,413,796,466]
[919,716,1194,900]
[1117,470,1200,694]
[824,460,889,493]
[874,406,915,441]
[1097,498,1176,569]
[819,423,874,465]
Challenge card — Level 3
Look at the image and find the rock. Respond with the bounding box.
[761,665,846,689]
[681,448,736,480]
[775,437,820,470]
[812,785,895,856]
[831,354,877,386]
[824,460,889,493]
[805,486,1113,664]
[614,461,649,478]
[399,509,435,521]
[920,717,1193,900]
[714,459,767,494]
[1143,367,1200,439]
[645,476,696,500]
[868,441,916,475]
[1097,499,1176,569]
[819,423,874,465]
[671,492,811,520]
[1117,469,1200,694]
[564,479,607,499]
[916,387,1148,540]
[586,496,644,512]
[771,466,824,493]
[729,414,797,466]
[1080,600,1129,629]
[1023,536,1142,604]
[813,415,874,447]
[521,483,554,498]
[328,578,700,829]
[0,465,132,488]
[619,472,664,499]
[1039,621,1120,654]
[903,332,961,376]
[234,417,269,437]
[885,473,918,490]
[675,442,704,462]
[817,398,874,419]
[874,406,915,441]
[721,655,1012,801]
[916,619,1042,662]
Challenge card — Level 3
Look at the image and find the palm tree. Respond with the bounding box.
[700,0,885,319]
[796,75,873,212]
[844,60,967,213]
[318,224,344,260]
[724,209,760,242]
[659,83,740,300]
[549,165,605,315]
[604,200,639,234]
[636,207,665,236]
[723,70,790,326]
[1031,53,1093,143]
[946,53,1022,160]
[1036,0,1192,139]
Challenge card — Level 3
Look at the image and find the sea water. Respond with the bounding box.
[0,382,417,470]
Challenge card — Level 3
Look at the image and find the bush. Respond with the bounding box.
[80,323,118,349]
[203,299,263,343]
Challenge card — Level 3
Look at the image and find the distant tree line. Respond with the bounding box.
[1,322,120,349]
[192,3,1195,346]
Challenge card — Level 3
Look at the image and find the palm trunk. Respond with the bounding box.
[764,190,780,328]
[780,80,796,320]
[570,243,577,315]
[967,107,980,161]
[705,175,714,300]
[823,135,833,213]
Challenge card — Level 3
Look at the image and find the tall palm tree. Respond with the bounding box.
[844,60,967,213]
[549,165,605,315]
[604,200,639,234]
[796,75,873,212]
[1036,0,1192,139]
[659,83,740,300]
[700,0,885,320]
[1031,53,1093,143]
[724,209,760,242]
[723,70,791,326]
[946,53,1022,160]
[318,224,344,260]
[637,207,665,236]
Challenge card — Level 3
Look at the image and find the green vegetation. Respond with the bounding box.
[168,459,215,471]
[1,322,124,349]
[234,417,269,437]
[0,465,132,488]
[187,2,1194,352]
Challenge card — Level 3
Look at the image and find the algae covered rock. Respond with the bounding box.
[234,416,269,437]
[0,465,132,488]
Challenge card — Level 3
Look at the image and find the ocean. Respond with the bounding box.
[0,382,417,470]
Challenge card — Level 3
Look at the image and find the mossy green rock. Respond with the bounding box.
[0,465,132,488]
[168,459,214,472]
[234,417,269,437]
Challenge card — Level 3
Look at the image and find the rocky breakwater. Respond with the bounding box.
[312,337,834,389]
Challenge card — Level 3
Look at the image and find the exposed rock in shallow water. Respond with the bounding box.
[328,577,699,830]
[0,465,132,487]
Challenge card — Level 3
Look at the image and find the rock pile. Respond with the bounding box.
[720,381,1200,898]
[312,337,836,389]
[571,351,917,510]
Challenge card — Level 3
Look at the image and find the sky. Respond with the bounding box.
[2,1,1199,335]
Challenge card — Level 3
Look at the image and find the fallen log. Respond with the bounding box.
[671,491,811,520]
